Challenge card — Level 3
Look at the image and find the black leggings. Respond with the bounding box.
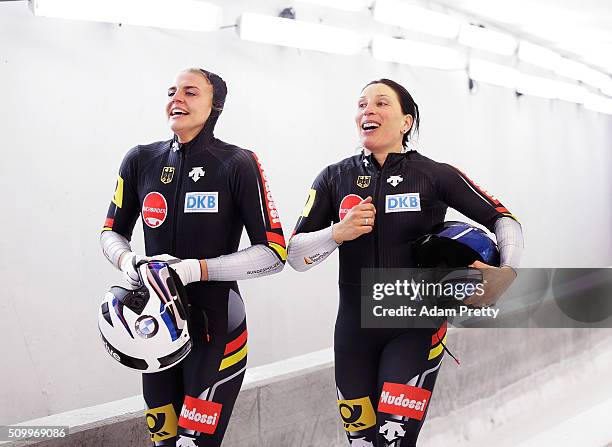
[334,287,446,447]
[142,288,248,447]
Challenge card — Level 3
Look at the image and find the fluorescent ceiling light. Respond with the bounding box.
[517,74,558,99]
[601,82,612,97]
[30,0,221,32]
[517,41,561,71]
[580,68,612,91]
[238,13,363,55]
[456,1,524,25]
[372,36,466,70]
[297,0,372,12]
[575,46,612,73]
[554,82,588,104]
[555,58,590,81]
[469,58,591,103]
[373,0,461,39]
[554,58,612,91]
[458,24,517,56]
[468,59,518,89]
[523,24,604,46]
[516,41,607,95]
[517,75,586,103]
[583,94,612,115]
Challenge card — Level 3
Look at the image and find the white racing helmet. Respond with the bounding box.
[98,261,192,373]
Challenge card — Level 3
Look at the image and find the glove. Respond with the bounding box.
[149,254,202,286]
[119,252,147,287]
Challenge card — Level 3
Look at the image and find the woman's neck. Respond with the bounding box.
[370,144,403,167]
[176,125,205,144]
[176,131,197,144]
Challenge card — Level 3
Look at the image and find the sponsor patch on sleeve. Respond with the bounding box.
[102,217,114,231]
[301,189,317,217]
[251,153,282,229]
[112,175,124,208]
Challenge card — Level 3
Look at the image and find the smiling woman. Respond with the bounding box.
[166,69,220,143]
[99,68,286,447]
[286,78,523,446]
[356,79,419,158]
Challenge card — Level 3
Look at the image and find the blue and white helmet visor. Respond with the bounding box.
[416,222,500,267]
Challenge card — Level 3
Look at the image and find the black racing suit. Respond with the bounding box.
[102,126,285,447]
[291,150,517,447]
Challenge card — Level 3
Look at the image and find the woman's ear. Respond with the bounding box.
[403,114,414,134]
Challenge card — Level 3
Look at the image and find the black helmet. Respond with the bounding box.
[414,221,500,267]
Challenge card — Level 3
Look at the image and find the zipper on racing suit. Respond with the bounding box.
[171,145,184,255]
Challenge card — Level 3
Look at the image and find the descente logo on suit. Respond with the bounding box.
[184,192,219,213]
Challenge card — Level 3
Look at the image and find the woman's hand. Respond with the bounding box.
[149,254,204,285]
[464,261,517,307]
[119,252,148,287]
[332,196,376,244]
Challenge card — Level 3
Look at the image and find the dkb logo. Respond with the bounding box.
[184,192,219,213]
[385,193,421,213]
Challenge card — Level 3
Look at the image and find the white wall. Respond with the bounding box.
[1,0,611,425]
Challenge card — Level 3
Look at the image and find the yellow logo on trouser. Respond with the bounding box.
[145,403,178,441]
[337,396,376,431]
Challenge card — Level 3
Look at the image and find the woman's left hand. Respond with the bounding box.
[149,254,204,285]
[464,261,517,307]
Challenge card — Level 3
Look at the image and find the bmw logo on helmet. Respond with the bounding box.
[135,315,159,339]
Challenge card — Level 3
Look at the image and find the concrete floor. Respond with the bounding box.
[423,344,612,446]
[4,331,612,447]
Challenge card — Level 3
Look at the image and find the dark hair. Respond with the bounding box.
[364,78,420,149]
[183,67,227,116]
[179,67,228,137]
